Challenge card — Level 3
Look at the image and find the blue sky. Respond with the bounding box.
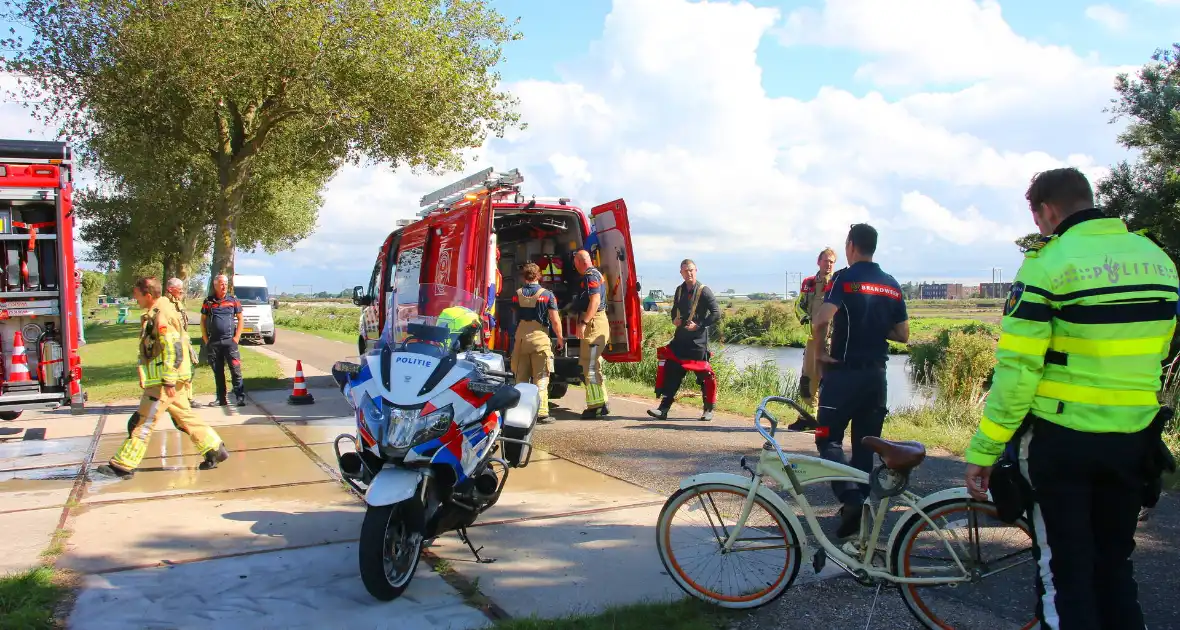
[3,0,1178,296]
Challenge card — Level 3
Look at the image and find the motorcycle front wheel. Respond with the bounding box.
[358,499,426,601]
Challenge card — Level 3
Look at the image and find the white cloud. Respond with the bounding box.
[5,0,1136,287]
[1085,4,1129,32]
[236,257,273,269]
[775,0,1089,87]
[899,191,1019,245]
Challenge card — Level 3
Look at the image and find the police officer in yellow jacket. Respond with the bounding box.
[97,277,230,478]
[511,263,564,424]
[795,248,837,409]
[965,168,1177,630]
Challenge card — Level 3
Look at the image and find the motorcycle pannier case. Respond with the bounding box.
[501,382,540,467]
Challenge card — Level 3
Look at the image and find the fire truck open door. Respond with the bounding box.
[590,199,643,363]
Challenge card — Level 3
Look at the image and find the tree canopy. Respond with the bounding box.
[1098,44,1180,260]
[3,0,523,288]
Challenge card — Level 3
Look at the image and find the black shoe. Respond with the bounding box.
[235,394,247,407]
[581,406,610,419]
[215,398,229,407]
[836,502,862,539]
[199,444,230,470]
[537,415,556,425]
[787,415,819,432]
[94,464,134,479]
[646,408,668,420]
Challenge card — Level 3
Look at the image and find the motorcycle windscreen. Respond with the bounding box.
[418,197,494,319]
[590,199,643,363]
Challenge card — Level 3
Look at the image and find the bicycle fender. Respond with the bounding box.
[365,467,423,507]
[678,472,814,565]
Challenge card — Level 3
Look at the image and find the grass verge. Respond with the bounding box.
[79,316,286,402]
[493,598,734,630]
[0,567,67,630]
[608,376,978,456]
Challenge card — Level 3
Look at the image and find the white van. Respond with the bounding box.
[233,274,276,345]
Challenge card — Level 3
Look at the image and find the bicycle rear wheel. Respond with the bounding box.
[890,497,1037,629]
[655,483,801,609]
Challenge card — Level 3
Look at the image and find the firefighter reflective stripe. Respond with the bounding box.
[111,436,148,471]
[1034,381,1159,407]
[997,332,1050,356]
[193,427,221,455]
[966,214,1178,467]
[978,416,1015,443]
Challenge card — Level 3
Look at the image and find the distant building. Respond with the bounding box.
[979,282,1013,299]
[918,282,965,300]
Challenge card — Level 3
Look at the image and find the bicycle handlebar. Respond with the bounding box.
[754,396,794,441]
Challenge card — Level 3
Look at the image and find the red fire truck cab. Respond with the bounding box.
[353,168,643,402]
[0,140,86,419]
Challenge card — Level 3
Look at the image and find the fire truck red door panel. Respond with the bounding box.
[590,199,643,363]
[417,197,493,318]
[382,222,428,334]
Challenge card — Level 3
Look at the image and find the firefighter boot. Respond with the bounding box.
[646,397,673,420]
[199,443,230,470]
[94,464,135,480]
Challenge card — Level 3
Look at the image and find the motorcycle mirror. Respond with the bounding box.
[331,360,361,392]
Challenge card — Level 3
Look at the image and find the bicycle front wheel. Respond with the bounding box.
[890,497,1037,629]
[655,483,802,609]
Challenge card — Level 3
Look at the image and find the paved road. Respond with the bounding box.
[188,313,358,375]
[256,326,1180,629]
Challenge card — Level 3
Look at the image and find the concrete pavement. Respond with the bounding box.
[2,379,738,627]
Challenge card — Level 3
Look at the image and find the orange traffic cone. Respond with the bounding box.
[8,331,31,383]
[287,359,315,405]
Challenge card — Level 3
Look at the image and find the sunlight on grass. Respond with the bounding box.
[0,567,65,630]
[79,315,285,402]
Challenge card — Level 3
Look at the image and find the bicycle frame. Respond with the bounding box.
[717,396,975,586]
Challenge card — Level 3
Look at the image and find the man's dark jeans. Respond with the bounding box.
[207,338,244,402]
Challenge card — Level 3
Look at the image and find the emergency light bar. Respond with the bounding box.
[418,167,524,209]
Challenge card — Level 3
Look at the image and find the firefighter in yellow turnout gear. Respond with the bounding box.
[511,263,565,424]
[573,250,611,419]
[97,277,229,479]
[795,248,838,410]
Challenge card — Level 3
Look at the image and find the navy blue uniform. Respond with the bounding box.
[201,294,245,404]
[816,261,907,505]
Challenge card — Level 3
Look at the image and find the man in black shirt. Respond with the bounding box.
[647,259,721,421]
[200,274,246,407]
[809,224,909,539]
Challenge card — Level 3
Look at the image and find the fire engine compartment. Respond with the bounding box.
[491,208,588,381]
[0,196,69,410]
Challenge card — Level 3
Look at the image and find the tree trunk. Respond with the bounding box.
[208,154,253,294]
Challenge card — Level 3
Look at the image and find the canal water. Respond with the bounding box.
[715,343,931,409]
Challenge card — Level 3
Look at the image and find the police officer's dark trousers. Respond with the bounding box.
[815,364,887,505]
[206,338,244,402]
[1017,417,1148,630]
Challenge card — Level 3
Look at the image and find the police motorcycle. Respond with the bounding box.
[330,283,542,601]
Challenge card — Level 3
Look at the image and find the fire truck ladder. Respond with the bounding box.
[417,167,524,217]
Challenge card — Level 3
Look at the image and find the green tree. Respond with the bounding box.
[4,0,523,290]
[1098,44,1180,260]
[1015,233,1042,253]
[79,270,106,308]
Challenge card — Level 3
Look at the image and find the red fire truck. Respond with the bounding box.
[353,168,643,402]
[0,139,86,420]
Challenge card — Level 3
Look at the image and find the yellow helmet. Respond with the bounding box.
[437,306,479,334]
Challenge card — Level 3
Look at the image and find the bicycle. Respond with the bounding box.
[655,396,1038,629]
